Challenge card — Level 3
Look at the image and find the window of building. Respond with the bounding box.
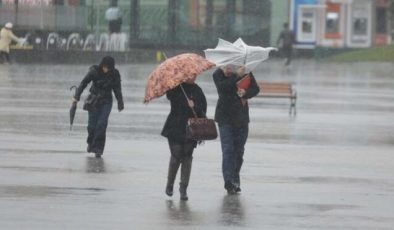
[302,12,313,33]
[326,12,339,34]
[353,18,367,35]
[376,7,387,34]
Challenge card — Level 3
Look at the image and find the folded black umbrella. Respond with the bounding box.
[69,86,77,131]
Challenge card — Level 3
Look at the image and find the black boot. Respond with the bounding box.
[225,181,236,195]
[179,156,192,201]
[179,183,188,201]
[166,156,180,197]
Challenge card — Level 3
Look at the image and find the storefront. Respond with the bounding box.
[346,0,373,48]
[290,0,321,48]
[290,0,390,49]
[318,0,349,48]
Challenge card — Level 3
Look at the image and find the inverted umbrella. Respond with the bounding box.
[69,85,77,131]
[204,39,245,68]
[144,53,215,103]
[204,38,277,72]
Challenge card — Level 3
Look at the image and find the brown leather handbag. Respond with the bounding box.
[186,117,218,141]
[180,85,218,141]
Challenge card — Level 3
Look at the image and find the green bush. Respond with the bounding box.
[331,45,394,62]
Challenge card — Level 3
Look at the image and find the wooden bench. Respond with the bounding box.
[256,81,297,116]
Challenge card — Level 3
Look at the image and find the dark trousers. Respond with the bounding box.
[0,51,10,63]
[218,123,249,188]
[87,102,112,154]
[166,139,195,189]
[282,46,292,66]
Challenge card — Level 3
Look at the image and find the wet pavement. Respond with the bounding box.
[0,60,394,229]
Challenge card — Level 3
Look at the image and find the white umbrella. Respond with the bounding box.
[204,38,277,72]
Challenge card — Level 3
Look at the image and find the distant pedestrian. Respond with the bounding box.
[162,80,207,201]
[72,56,124,158]
[277,23,295,66]
[213,65,259,194]
[105,0,122,34]
[0,22,20,64]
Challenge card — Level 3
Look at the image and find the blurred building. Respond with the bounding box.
[290,0,391,48]
[0,0,391,49]
[0,0,87,31]
[0,0,273,48]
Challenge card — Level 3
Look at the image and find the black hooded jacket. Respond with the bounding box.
[213,68,259,127]
[74,65,124,109]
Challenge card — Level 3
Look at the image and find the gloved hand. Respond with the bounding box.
[118,102,124,112]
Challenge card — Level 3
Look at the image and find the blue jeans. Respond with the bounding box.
[218,123,249,188]
[87,102,112,154]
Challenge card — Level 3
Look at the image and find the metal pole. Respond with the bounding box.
[15,0,19,26]
[40,0,44,30]
[96,2,99,35]
[225,0,236,38]
[205,0,213,28]
[90,0,94,31]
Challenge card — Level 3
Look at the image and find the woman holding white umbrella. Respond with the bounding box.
[212,64,260,194]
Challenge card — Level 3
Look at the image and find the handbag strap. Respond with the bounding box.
[179,84,198,118]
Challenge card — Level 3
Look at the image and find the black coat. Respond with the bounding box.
[161,83,207,143]
[277,29,295,48]
[74,65,124,110]
[213,68,260,127]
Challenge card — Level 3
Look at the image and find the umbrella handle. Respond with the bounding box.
[70,85,77,99]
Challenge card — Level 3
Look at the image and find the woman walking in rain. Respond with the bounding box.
[162,79,207,201]
[72,56,124,158]
[213,65,259,194]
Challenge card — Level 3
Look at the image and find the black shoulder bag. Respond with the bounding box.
[83,93,100,111]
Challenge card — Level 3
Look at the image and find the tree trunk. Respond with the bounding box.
[130,0,140,43]
[225,0,236,38]
[168,0,177,41]
[205,0,214,28]
[15,0,19,26]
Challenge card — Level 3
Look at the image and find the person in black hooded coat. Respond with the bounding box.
[213,65,260,194]
[73,56,124,158]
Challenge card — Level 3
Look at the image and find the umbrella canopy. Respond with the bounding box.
[144,53,215,103]
[204,38,277,72]
[69,86,77,131]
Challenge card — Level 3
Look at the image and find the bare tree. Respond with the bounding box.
[168,0,177,41]
[130,0,140,41]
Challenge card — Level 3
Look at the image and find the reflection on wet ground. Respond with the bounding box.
[0,185,106,198]
[86,157,106,173]
[0,61,393,229]
[220,195,245,227]
[166,200,194,225]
